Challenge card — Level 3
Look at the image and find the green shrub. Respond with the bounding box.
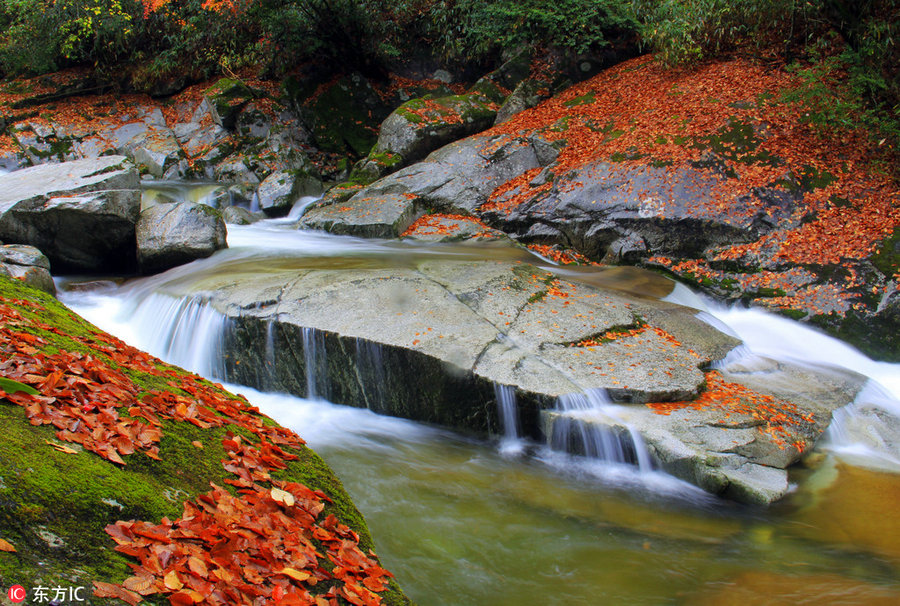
[435,0,635,62]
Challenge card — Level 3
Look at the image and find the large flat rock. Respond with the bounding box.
[164,255,865,504]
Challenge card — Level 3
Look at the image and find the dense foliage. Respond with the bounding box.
[0,0,896,149]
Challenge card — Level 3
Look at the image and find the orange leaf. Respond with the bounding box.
[168,590,201,605]
[187,555,208,578]
[123,575,156,595]
[0,538,16,552]
[278,567,311,582]
[164,570,184,591]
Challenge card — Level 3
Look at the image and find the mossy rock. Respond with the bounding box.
[0,276,409,604]
[373,92,500,166]
[810,301,900,362]
[350,151,404,185]
[872,226,900,278]
[287,73,391,157]
[204,78,268,131]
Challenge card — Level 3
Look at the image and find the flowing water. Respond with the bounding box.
[58,185,900,605]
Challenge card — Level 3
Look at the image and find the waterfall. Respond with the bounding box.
[493,383,524,455]
[670,291,900,473]
[287,195,321,220]
[823,380,900,469]
[113,292,228,380]
[264,319,277,390]
[549,389,654,472]
[356,337,387,410]
[302,327,328,400]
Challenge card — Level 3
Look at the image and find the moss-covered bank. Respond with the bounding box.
[0,276,409,605]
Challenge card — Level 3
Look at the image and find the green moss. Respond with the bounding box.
[396,102,425,124]
[563,91,596,107]
[610,149,644,162]
[0,402,176,590]
[810,310,900,363]
[547,116,572,132]
[796,164,837,191]
[693,118,781,167]
[566,316,648,346]
[368,150,402,168]
[752,287,787,298]
[467,78,506,104]
[527,290,548,304]
[349,150,404,185]
[871,226,900,276]
[779,308,809,320]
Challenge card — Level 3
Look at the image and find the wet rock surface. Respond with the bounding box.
[161,256,860,504]
[0,156,140,271]
[136,201,227,273]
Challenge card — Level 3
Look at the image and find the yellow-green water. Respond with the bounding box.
[237,388,900,606]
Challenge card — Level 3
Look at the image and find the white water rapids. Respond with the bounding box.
[60,209,900,476]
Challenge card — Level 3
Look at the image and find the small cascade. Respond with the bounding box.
[287,196,322,221]
[493,384,524,455]
[264,319,277,390]
[302,327,328,400]
[823,380,900,470]
[699,301,900,472]
[548,389,653,471]
[125,293,228,379]
[355,338,387,410]
[140,181,229,209]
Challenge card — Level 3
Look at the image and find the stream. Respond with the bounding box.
[58,184,900,605]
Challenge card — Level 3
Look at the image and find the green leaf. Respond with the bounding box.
[0,377,39,395]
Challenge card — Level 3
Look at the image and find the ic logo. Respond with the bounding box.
[7,585,26,603]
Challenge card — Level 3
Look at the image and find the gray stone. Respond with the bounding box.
[130,131,183,178]
[0,156,140,271]
[236,104,272,139]
[350,133,542,216]
[222,206,264,225]
[304,134,549,236]
[257,169,324,216]
[136,202,227,273]
[99,116,184,178]
[11,122,80,164]
[157,253,863,504]
[495,78,551,125]
[214,154,260,190]
[301,193,422,238]
[0,243,50,270]
[174,120,230,160]
[493,160,796,260]
[402,214,509,243]
[0,244,55,295]
[432,69,453,84]
[0,150,24,173]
